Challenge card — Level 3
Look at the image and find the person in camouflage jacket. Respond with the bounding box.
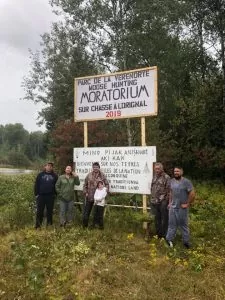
[82,162,109,228]
[150,162,170,238]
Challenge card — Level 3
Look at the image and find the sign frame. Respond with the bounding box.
[74,66,158,122]
[73,146,156,195]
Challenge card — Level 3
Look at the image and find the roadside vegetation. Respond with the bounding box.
[1,175,225,299]
[0,123,46,168]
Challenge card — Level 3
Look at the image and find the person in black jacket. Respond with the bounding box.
[34,162,58,229]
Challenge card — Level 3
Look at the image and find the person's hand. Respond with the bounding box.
[181,203,189,209]
[167,203,171,209]
[72,171,78,177]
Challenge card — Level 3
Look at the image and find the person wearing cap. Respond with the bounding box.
[83,162,109,228]
[93,180,107,229]
[34,162,58,229]
[55,165,80,227]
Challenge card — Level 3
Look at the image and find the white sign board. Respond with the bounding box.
[74,67,157,122]
[73,146,156,194]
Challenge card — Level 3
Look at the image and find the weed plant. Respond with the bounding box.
[0,176,225,299]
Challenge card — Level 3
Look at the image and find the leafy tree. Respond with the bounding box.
[0,125,5,145]
[50,119,127,169]
[22,22,98,129]
[0,124,47,166]
[203,0,225,105]
[4,123,29,151]
[25,131,47,160]
[22,0,225,178]
[8,151,31,168]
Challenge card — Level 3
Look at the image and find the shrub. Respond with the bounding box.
[7,151,31,167]
[0,174,35,232]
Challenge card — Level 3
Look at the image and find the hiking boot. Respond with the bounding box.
[166,240,173,248]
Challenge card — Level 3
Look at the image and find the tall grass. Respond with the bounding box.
[0,174,35,232]
[0,176,225,299]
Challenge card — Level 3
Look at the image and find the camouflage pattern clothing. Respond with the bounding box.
[83,170,109,202]
[150,171,170,238]
[151,172,170,204]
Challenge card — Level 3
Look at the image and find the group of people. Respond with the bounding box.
[150,163,195,248]
[34,160,195,248]
[34,162,109,230]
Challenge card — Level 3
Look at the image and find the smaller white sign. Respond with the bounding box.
[73,146,156,194]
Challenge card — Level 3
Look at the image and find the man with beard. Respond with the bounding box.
[82,162,109,228]
[166,167,195,248]
[150,162,170,238]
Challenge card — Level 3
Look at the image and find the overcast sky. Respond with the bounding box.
[0,0,57,132]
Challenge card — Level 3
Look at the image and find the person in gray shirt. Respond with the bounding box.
[166,167,195,248]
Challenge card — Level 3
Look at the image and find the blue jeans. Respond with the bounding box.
[59,200,74,224]
[166,207,189,243]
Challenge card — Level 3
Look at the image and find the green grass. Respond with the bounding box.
[0,176,225,299]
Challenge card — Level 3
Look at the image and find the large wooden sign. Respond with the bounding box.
[73,146,156,194]
[74,67,158,122]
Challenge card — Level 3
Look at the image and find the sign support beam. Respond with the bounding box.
[141,117,147,214]
[84,121,88,147]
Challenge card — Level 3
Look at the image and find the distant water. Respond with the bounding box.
[0,168,34,175]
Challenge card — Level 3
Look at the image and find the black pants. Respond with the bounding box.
[93,205,104,229]
[151,201,168,238]
[82,200,94,227]
[35,195,55,228]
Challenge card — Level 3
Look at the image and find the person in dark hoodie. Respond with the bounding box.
[34,162,58,229]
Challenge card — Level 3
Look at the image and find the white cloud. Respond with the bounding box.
[0,0,57,132]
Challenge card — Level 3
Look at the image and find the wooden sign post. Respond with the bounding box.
[74,67,158,211]
[141,117,147,213]
[84,121,88,147]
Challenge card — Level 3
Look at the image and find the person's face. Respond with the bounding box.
[65,166,72,174]
[45,164,53,173]
[154,165,162,176]
[98,182,104,189]
[93,165,100,173]
[174,168,182,179]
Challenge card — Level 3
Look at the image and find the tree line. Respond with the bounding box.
[22,0,225,179]
[0,123,47,167]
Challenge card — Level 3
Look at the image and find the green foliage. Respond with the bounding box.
[21,0,224,178]
[22,22,98,130]
[50,120,128,169]
[0,123,47,166]
[0,175,35,232]
[1,176,225,299]
[3,123,29,149]
[7,150,31,167]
